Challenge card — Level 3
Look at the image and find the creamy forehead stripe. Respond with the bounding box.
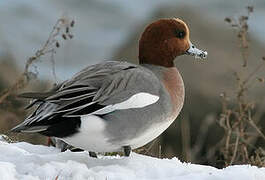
[173,18,186,25]
[92,93,160,115]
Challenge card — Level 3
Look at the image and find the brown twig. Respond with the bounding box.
[230,130,239,165]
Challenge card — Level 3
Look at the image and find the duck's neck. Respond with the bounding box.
[139,57,175,67]
[138,48,176,67]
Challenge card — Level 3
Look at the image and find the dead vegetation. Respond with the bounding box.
[219,6,265,167]
[0,16,74,105]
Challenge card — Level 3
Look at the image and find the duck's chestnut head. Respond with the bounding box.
[139,18,207,67]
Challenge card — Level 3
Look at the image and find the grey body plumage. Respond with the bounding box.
[11,17,208,156]
[12,61,183,153]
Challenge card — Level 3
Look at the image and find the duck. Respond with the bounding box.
[11,18,207,157]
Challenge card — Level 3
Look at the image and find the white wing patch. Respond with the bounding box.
[92,93,159,115]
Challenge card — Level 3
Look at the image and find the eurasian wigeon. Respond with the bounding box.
[11,18,207,157]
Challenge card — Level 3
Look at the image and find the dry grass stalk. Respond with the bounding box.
[0,17,75,105]
[220,6,265,167]
[181,115,191,162]
[225,6,253,67]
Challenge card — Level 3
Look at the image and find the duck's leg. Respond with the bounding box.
[47,137,70,152]
[123,146,132,157]
[48,137,85,152]
[48,137,97,157]
[89,151,98,158]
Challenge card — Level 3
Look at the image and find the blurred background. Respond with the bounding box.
[0,0,265,167]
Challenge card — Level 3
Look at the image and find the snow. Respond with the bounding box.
[0,140,265,180]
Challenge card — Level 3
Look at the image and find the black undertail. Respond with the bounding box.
[38,116,81,138]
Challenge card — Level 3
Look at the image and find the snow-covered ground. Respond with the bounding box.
[0,139,265,180]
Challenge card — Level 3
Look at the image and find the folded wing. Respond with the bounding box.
[11,61,161,134]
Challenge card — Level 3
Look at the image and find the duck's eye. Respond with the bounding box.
[175,30,185,39]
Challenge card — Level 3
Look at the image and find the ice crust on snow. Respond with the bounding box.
[0,141,265,180]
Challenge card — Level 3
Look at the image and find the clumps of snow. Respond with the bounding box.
[0,140,265,180]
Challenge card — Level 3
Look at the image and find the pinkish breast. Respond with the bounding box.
[162,67,185,118]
